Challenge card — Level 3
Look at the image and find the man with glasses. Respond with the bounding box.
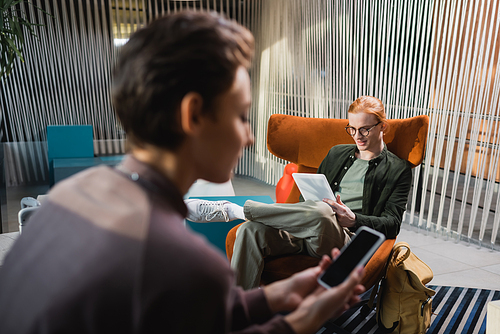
[188,96,412,289]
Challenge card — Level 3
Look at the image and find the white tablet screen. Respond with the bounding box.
[292,173,335,201]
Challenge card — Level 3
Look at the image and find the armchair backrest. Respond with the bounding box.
[47,125,94,185]
[267,114,429,203]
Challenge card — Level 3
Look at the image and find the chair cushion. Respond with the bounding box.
[226,222,396,290]
[260,239,396,289]
[261,255,319,285]
[226,223,243,261]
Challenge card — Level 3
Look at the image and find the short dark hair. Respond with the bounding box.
[112,11,254,150]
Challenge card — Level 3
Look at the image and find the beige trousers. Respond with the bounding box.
[230,200,351,290]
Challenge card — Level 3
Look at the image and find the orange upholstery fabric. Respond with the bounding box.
[267,114,429,204]
[359,238,395,288]
[226,114,429,289]
[226,223,243,261]
[275,163,298,203]
[264,239,395,288]
[226,224,395,288]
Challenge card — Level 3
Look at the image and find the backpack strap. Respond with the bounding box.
[360,245,394,316]
[375,276,399,333]
[360,244,401,332]
[392,242,411,266]
[360,278,380,316]
[375,242,413,332]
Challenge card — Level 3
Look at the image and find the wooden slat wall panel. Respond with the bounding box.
[1,0,500,247]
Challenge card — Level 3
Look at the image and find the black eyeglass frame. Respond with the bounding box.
[345,122,381,137]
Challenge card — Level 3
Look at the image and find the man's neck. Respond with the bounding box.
[357,141,384,161]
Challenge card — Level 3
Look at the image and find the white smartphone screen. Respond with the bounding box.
[318,226,385,289]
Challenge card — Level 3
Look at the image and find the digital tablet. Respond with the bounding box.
[292,173,335,201]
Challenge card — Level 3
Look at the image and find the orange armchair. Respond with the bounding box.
[226,114,429,289]
[275,163,298,203]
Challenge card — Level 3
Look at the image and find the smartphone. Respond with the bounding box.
[318,226,385,289]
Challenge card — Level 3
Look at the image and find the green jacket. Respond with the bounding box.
[317,144,412,238]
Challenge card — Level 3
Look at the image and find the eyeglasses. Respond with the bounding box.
[345,122,381,137]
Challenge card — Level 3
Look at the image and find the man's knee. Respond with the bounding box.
[235,221,288,255]
[315,201,336,219]
[236,221,273,238]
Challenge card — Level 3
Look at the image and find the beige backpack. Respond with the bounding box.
[366,241,436,333]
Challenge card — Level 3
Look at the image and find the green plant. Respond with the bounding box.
[0,0,50,78]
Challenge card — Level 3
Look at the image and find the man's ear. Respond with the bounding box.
[180,92,204,135]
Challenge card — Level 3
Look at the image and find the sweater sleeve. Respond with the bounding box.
[229,287,295,334]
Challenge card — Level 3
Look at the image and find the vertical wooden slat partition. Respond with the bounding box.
[1,0,500,248]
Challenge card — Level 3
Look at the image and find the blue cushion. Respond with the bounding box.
[47,125,94,185]
[47,125,94,160]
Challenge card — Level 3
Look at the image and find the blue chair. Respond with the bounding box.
[47,125,95,185]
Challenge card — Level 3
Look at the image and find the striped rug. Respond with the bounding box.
[317,285,500,334]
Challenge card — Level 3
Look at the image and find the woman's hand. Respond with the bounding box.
[263,248,365,334]
[283,266,365,334]
[263,252,333,313]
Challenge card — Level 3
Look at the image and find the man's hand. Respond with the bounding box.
[323,195,356,227]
